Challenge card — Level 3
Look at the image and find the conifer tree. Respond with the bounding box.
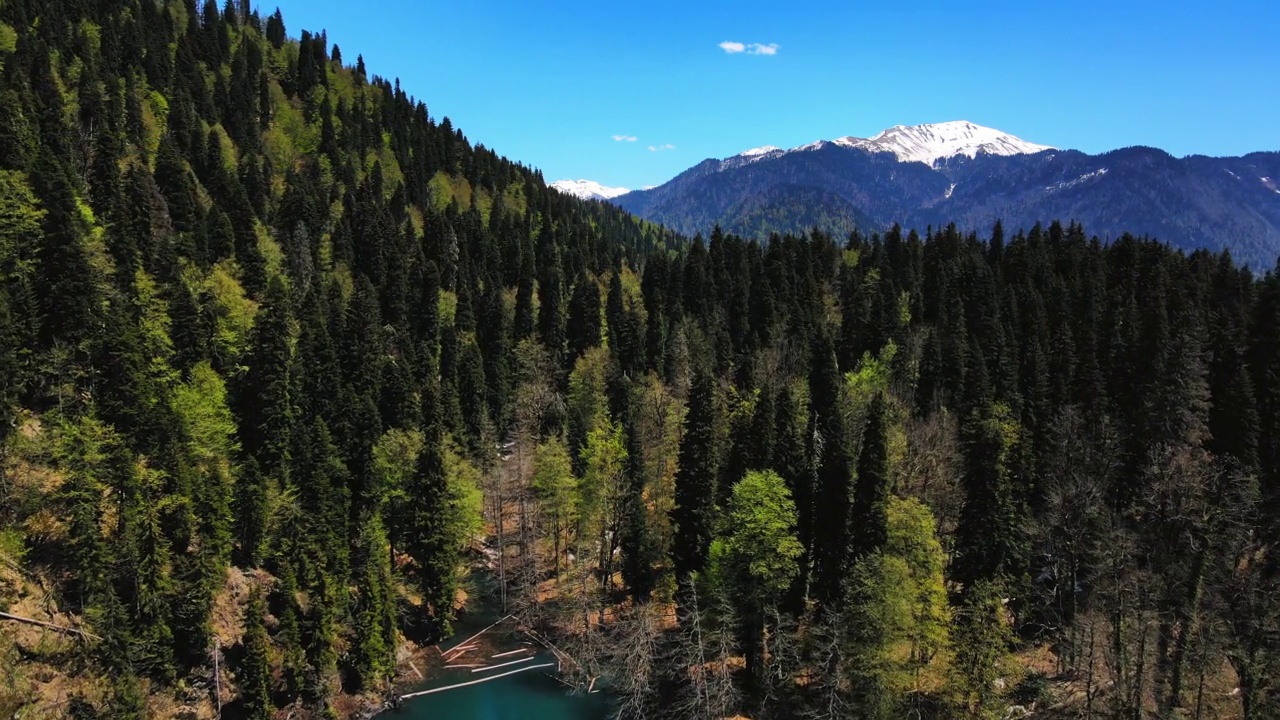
[810,328,854,605]
[620,400,657,600]
[850,393,891,560]
[953,404,1025,588]
[671,372,720,603]
[567,274,602,362]
[405,361,456,638]
[236,276,294,479]
[240,588,272,720]
[538,236,567,359]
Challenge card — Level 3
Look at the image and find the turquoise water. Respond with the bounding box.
[384,580,610,720]
[383,664,610,720]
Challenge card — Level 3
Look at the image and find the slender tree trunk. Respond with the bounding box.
[1133,612,1150,720]
[1169,551,1208,712]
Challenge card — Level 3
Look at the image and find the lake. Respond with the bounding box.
[383,657,611,720]
[384,575,611,720]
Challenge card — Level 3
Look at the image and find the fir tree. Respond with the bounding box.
[240,588,272,720]
[671,372,720,603]
[850,393,891,560]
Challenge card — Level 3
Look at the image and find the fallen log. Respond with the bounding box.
[0,611,100,639]
[470,656,534,673]
[440,613,515,661]
[399,662,555,700]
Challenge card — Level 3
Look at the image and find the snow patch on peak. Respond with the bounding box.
[720,145,786,170]
[713,121,1053,173]
[841,121,1054,166]
[550,179,630,201]
[1045,168,1109,193]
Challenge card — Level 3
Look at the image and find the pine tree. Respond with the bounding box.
[850,393,891,560]
[239,588,272,720]
[567,274,602,362]
[537,235,567,359]
[350,516,395,690]
[405,361,457,638]
[810,328,855,605]
[513,237,536,342]
[620,401,657,600]
[953,404,1025,588]
[236,276,294,479]
[671,372,720,603]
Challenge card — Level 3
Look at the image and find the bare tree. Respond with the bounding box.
[1036,408,1120,671]
[898,409,962,546]
[670,581,742,720]
[605,601,667,719]
[799,606,850,720]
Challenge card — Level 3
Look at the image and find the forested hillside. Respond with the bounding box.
[1,2,1279,720]
[0,0,675,716]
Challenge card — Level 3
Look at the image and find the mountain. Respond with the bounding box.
[800,120,1055,166]
[549,178,631,201]
[614,121,1280,268]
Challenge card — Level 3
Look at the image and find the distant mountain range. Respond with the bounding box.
[553,121,1280,268]
[549,179,631,201]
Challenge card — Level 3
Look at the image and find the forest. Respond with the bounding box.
[0,1,1277,719]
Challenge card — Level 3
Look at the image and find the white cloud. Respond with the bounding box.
[612,134,638,142]
[648,144,676,152]
[720,40,779,56]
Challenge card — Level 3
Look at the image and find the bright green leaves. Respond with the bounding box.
[713,469,801,602]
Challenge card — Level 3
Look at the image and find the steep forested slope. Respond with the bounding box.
[2,2,1280,720]
[0,0,674,715]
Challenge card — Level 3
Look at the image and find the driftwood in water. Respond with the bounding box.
[399,662,556,700]
[469,655,534,673]
[440,613,516,661]
[0,611,100,639]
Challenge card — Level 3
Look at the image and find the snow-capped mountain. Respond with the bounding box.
[828,120,1054,166]
[736,121,1053,167]
[550,179,630,202]
[615,123,1280,268]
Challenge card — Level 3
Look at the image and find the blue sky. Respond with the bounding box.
[270,0,1279,189]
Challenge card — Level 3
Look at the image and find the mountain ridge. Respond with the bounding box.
[602,123,1280,267]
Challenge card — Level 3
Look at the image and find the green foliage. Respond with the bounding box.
[131,270,178,389]
[843,551,911,719]
[171,362,239,464]
[713,469,801,602]
[845,341,898,411]
[0,170,43,284]
[0,24,17,57]
[372,427,423,509]
[950,580,1012,718]
[442,437,484,550]
[532,437,578,572]
[201,261,258,366]
[566,345,611,468]
[884,497,950,674]
[351,516,396,690]
[240,588,273,720]
[0,4,1273,719]
[579,421,628,537]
